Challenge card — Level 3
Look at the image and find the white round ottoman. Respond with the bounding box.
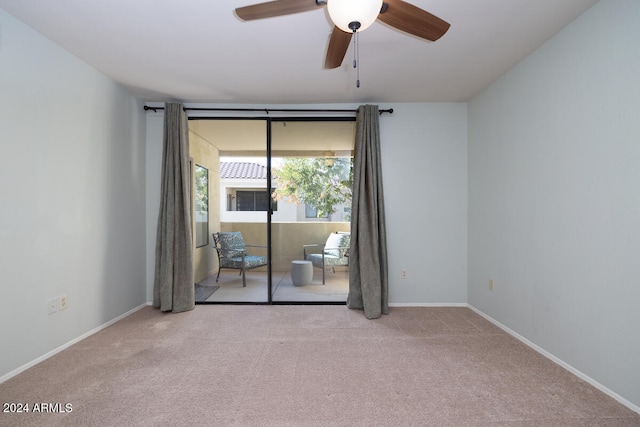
[291,260,313,286]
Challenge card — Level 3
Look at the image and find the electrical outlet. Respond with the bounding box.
[401,269,408,279]
[48,298,58,315]
[489,279,494,291]
[59,295,68,311]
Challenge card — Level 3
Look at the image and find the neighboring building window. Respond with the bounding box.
[305,204,328,218]
[236,190,277,212]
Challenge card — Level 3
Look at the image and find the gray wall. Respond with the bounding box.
[382,103,468,304]
[468,0,640,408]
[0,9,147,379]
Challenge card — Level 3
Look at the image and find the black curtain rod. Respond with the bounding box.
[143,105,393,115]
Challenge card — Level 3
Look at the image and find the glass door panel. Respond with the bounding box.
[189,119,269,303]
[270,119,355,302]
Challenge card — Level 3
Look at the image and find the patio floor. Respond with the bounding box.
[196,267,348,303]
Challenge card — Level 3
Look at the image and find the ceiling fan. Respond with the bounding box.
[235,0,450,69]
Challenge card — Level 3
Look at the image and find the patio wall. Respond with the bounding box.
[221,221,350,271]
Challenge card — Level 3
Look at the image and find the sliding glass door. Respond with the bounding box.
[270,119,355,302]
[189,117,354,304]
[190,118,269,303]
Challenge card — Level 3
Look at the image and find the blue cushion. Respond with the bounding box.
[216,232,246,258]
[222,255,266,269]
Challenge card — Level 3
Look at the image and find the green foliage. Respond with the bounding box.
[273,157,352,217]
[195,165,208,213]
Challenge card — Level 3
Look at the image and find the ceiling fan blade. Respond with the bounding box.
[324,26,352,69]
[235,0,323,21]
[378,0,450,41]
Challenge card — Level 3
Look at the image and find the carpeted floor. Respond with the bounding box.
[1,305,638,426]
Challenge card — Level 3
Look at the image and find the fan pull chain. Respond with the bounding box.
[353,30,360,88]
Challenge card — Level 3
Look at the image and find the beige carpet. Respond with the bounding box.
[1,305,638,426]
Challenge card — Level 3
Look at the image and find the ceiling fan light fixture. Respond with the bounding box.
[327,0,383,33]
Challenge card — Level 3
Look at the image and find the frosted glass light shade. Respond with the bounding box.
[327,0,383,33]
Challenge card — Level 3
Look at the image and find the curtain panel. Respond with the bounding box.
[347,105,389,319]
[153,103,194,313]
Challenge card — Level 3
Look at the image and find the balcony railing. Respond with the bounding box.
[220,221,350,272]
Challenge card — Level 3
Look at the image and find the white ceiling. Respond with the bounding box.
[0,0,599,104]
[191,119,356,153]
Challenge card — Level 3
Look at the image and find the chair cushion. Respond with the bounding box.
[216,232,247,258]
[243,255,267,269]
[307,253,348,268]
[220,255,267,270]
[324,232,350,257]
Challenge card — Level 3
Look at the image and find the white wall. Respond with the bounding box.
[0,9,147,378]
[468,0,640,408]
[145,103,469,304]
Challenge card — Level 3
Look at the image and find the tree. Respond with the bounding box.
[272,157,352,218]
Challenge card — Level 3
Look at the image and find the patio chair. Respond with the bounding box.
[303,232,350,285]
[212,232,267,287]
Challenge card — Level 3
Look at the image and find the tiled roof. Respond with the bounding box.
[220,162,268,179]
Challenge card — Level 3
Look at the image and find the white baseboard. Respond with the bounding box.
[389,302,468,307]
[467,304,640,415]
[0,303,150,384]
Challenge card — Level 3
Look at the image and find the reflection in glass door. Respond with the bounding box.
[270,119,355,302]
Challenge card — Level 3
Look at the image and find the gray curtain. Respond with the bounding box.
[347,105,389,319]
[153,103,194,313]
